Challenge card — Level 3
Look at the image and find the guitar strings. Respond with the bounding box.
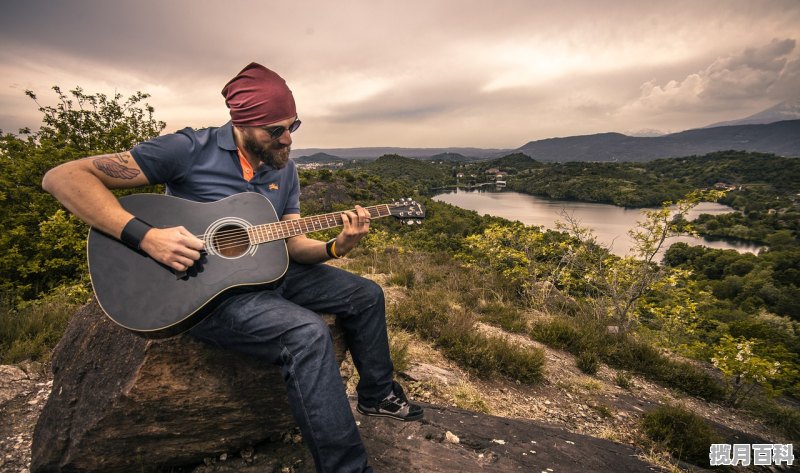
[193,206,394,252]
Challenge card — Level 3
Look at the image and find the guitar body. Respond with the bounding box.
[88,192,289,338]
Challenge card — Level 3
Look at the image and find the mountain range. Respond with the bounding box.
[291,100,800,163]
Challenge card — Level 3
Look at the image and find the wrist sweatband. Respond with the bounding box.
[120,217,153,250]
[325,238,342,259]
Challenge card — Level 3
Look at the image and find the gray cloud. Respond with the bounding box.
[2,0,800,146]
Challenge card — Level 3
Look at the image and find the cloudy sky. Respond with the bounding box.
[1,0,798,149]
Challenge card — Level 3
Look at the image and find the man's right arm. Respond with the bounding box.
[42,152,204,271]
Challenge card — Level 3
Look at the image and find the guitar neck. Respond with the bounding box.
[247,205,392,244]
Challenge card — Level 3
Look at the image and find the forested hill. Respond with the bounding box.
[516,120,800,163]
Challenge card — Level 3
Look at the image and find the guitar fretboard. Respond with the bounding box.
[246,205,392,244]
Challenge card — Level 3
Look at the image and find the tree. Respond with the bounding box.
[0,86,165,303]
[558,190,725,332]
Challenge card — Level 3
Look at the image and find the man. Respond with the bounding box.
[42,62,422,473]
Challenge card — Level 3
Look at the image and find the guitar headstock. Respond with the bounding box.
[388,198,426,225]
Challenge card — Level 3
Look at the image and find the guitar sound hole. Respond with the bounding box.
[211,224,250,258]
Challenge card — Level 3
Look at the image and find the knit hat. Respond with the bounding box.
[221,62,296,126]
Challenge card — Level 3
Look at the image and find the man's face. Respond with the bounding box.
[240,117,296,169]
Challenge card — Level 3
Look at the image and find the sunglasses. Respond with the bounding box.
[262,119,301,140]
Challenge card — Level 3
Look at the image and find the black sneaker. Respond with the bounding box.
[356,381,424,421]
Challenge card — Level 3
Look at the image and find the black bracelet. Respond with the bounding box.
[325,238,342,259]
[120,217,153,250]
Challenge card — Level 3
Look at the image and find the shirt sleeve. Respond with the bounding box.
[130,128,196,185]
[283,163,301,216]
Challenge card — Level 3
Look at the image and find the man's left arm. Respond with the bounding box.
[284,205,372,264]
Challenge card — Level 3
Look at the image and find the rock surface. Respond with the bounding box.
[30,300,345,473]
[181,401,662,473]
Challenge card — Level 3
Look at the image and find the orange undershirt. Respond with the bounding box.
[237,148,254,182]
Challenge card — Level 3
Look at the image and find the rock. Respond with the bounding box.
[357,403,657,473]
[31,299,346,473]
[0,365,30,404]
[404,362,462,386]
[531,281,580,315]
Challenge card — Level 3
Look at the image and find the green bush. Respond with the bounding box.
[641,404,721,467]
[0,288,84,363]
[576,350,600,375]
[605,338,726,402]
[744,399,800,440]
[389,286,545,384]
[530,317,582,351]
[478,302,528,333]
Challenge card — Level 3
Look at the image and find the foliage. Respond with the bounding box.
[529,315,727,402]
[551,190,724,332]
[0,86,165,303]
[383,256,545,384]
[711,334,786,406]
[576,350,600,375]
[641,404,722,467]
[0,285,88,363]
[357,154,454,194]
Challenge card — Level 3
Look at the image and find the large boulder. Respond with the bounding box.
[31,299,345,472]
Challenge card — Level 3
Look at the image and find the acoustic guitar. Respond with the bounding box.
[87,192,425,338]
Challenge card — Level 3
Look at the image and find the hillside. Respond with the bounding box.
[515,120,800,162]
[291,147,509,162]
[2,270,791,472]
[291,120,800,164]
[706,99,800,127]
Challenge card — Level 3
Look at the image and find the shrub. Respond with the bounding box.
[744,399,800,440]
[478,302,528,333]
[641,404,721,467]
[577,350,600,375]
[388,330,412,373]
[0,287,85,363]
[605,338,726,402]
[389,286,545,384]
[530,317,582,351]
[614,371,635,390]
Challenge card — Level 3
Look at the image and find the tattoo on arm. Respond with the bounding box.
[92,153,141,180]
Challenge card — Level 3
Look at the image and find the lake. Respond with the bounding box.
[432,189,763,257]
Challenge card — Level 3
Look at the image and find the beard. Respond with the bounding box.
[242,132,291,169]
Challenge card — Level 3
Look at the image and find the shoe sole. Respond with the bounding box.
[356,405,424,422]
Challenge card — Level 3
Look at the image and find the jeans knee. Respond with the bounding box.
[359,278,384,307]
[292,317,332,355]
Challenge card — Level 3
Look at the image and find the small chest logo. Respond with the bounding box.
[268,183,279,191]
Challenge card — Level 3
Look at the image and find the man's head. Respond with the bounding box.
[223,63,298,168]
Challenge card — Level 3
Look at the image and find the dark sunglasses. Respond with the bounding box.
[262,119,301,139]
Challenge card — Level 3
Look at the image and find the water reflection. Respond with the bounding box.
[432,189,763,258]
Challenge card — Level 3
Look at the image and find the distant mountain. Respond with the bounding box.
[290,147,509,161]
[291,117,800,165]
[293,152,347,164]
[706,99,800,128]
[515,120,800,163]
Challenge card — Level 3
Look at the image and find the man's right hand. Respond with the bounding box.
[139,226,205,271]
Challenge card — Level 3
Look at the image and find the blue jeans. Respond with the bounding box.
[189,262,392,473]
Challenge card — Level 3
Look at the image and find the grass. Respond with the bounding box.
[641,404,722,468]
[529,315,727,402]
[387,269,546,385]
[0,291,81,364]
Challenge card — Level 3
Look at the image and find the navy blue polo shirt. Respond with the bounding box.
[130,121,300,217]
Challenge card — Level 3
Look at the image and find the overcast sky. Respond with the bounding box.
[1,0,798,149]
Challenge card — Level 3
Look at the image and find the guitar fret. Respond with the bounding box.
[242,202,422,246]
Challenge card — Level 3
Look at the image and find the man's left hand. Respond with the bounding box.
[334,205,371,256]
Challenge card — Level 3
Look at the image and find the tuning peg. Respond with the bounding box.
[415,220,422,225]
[406,220,414,225]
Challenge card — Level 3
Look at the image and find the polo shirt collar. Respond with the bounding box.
[218,121,279,174]
[217,121,237,151]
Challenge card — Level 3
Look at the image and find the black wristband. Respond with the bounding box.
[120,217,153,250]
[325,238,341,259]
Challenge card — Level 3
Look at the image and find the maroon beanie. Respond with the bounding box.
[221,63,296,127]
